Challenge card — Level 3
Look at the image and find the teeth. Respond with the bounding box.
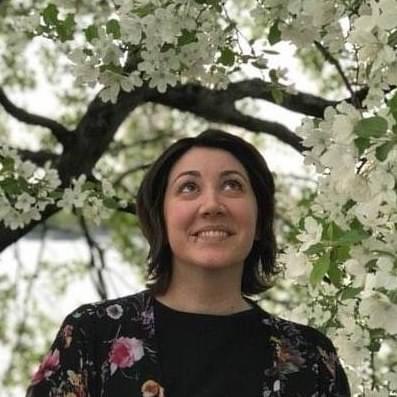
[196,230,229,239]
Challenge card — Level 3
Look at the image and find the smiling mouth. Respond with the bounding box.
[193,230,232,241]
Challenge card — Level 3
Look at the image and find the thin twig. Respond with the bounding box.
[314,41,360,108]
[78,215,108,300]
[114,163,151,186]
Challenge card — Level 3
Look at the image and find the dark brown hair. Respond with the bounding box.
[136,129,277,296]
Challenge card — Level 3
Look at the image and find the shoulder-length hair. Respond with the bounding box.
[136,129,277,296]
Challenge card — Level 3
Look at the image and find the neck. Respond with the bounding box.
[155,266,251,315]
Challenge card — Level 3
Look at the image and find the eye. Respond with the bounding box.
[223,179,243,191]
[178,181,198,193]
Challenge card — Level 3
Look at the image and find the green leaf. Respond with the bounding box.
[0,157,15,172]
[83,181,97,191]
[376,140,397,161]
[268,20,281,45]
[336,228,369,244]
[310,253,330,286]
[388,290,397,305]
[328,258,343,287]
[218,47,235,66]
[389,91,397,121]
[134,4,156,18]
[99,63,123,74]
[341,287,362,300]
[106,19,121,39]
[43,3,59,26]
[103,197,119,209]
[269,69,278,83]
[1,178,22,195]
[271,87,283,104]
[326,221,344,241]
[334,245,350,262]
[85,25,98,42]
[354,137,371,155]
[178,30,197,46]
[51,191,64,200]
[56,14,75,42]
[354,116,388,139]
[388,30,397,47]
[304,243,323,255]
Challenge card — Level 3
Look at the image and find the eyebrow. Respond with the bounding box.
[170,170,249,185]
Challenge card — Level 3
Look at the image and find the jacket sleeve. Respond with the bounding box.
[317,337,351,397]
[26,306,97,397]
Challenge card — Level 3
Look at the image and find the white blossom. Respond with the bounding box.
[354,0,397,32]
[92,28,123,66]
[57,175,89,210]
[15,192,36,212]
[302,0,336,27]
[360,293,397,334]
[297,216,322,252]
[279,247,311,283]
[83,196,111,223]
[373,257,397,290]
[119,15,142,45]
[344,259,367,288]
[333,327,369,366]
[148,70,177,93]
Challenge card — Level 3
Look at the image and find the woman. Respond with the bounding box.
[26,129,350,396]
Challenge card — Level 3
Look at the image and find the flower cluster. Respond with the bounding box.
[18,1,239,103]
[0,148,119,229]
[0,146,61,230]
[280,98,397,393]
[253,0,397,104]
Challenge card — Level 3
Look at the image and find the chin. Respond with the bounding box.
[192,257,242,270]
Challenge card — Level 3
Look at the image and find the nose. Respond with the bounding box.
[198,189,225,217]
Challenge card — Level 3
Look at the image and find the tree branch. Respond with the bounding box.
[0,87,74,147]
[217,79,339,117]
[149,83,305,152]
[17,149,59,166]
[314,41,361,108]
[0,205,60,252]
[78,215,108,300]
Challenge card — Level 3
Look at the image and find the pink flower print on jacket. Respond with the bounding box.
[63,324,73,348]
[31,349,60,385]
[108,337,144,375]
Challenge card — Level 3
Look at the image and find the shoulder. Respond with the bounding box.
[253,303,338,355]
[254,305,351,395]
[61,289,153,336]
[69,289,151,317]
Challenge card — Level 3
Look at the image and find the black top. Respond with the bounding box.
[154,299,267,397]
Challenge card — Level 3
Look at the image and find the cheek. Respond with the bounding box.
[164,202,192,234]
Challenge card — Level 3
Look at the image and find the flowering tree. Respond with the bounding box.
[1,0,397,394]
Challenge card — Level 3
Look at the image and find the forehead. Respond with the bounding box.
[168,147,249,179]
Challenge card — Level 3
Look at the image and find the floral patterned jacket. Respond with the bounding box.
[26,289,350,397]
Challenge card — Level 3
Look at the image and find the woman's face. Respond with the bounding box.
[163,147,258,274]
